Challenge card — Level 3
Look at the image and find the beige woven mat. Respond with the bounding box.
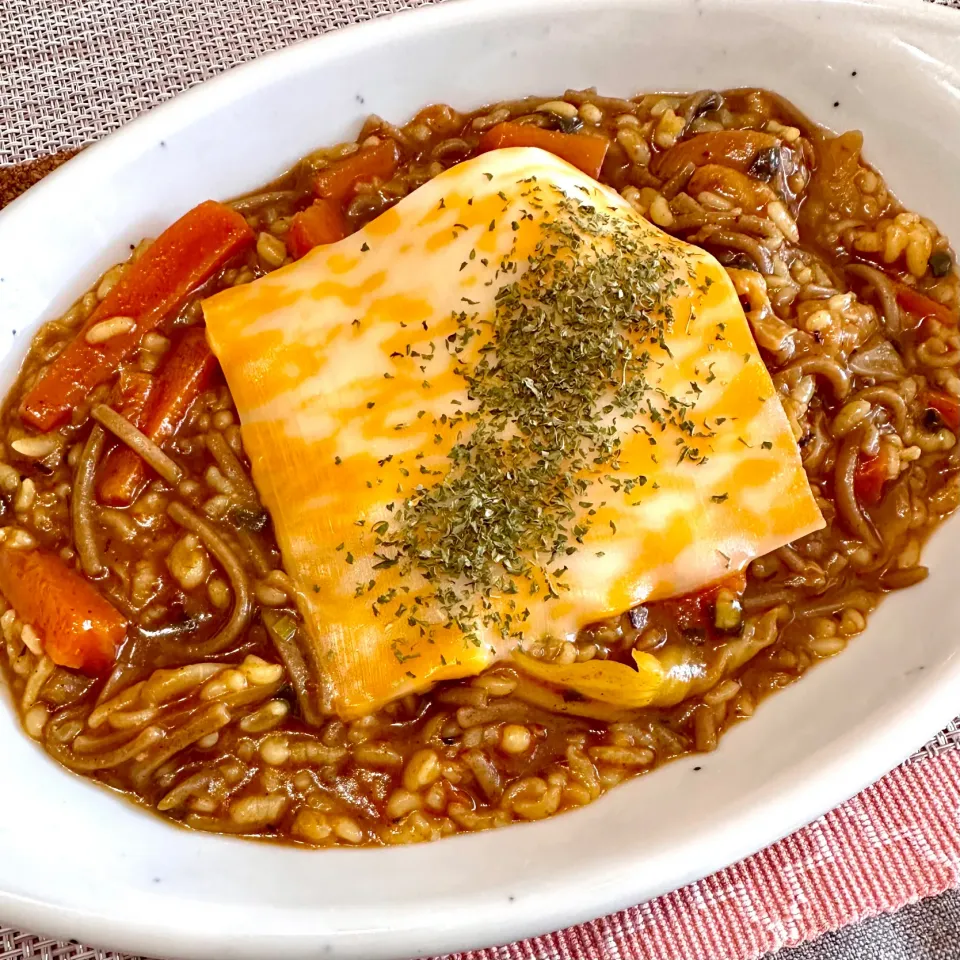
[0,0,439,164]
[2,2,960,958]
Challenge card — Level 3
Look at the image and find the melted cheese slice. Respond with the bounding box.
[204,147,823,719]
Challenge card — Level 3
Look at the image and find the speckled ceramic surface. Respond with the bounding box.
[2,2,960,959]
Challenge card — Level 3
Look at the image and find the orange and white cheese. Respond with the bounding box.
[203,147,823,718]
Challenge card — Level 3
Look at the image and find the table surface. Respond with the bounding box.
[2,1,960,958]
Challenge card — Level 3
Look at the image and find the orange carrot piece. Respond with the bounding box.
[286,199,349,259]
[921,389,960,432]
[20,201,253,432]
[659,570,747,631]
[97,328,218,506]
[314,140,401,202]
[895,282,956,327]
[478,122,609,180]
[0,546,127,674]
[854,453,887,506]
[109,369,154,426]
[653,130,779,180]
[97,371,156,503]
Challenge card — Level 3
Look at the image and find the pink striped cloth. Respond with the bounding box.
[436,750,960,960]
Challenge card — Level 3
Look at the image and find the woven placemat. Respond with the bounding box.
[0,0,437,165]
[4,2,960,959]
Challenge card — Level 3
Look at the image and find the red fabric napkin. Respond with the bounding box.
[437,751,960,960]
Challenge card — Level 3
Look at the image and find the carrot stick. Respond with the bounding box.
[478,122,609,180]
[95,370,155,504]
[653,130,779,180]
[286,199,349,259]
[97,328,218,506]
[659,570,747,631]
[895,282,956,327]
[93,369,157,506]
[854,453,887,505]
[20,201,253,432]
[0,546,127,673]
[314,140,400,202]
[109,369,154,426]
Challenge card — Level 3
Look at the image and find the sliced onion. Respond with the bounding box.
[834,433,881,549]
[262,610,324,726]
[846,263,901,336]
[205,432,260,508]
[848,340,906,382]
[72,424,106,577]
